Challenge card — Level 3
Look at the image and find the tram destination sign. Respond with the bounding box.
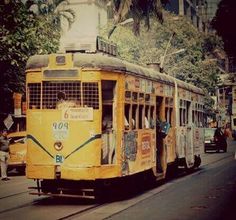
[62,107,93,121]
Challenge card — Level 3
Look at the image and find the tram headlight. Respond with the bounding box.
[54,141,63,151]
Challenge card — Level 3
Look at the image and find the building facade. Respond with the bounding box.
[59,0,108,52]
[165,0,208,32]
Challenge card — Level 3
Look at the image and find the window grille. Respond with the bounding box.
[28,81,99,109]
[83,82,99,109]
[42,81,81,109]
[28,83,41,109]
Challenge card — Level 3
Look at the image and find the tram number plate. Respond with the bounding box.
[52,122,69,140]
[55,154,64,164]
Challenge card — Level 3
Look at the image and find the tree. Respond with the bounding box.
[109,0,169,36]
[0,0,74,115]
[102,11,222,113]
[212,0,236,58]
[26,0,75,29]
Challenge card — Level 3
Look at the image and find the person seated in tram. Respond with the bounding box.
[56,91,77,109]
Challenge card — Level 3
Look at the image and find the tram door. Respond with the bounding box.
[156,96,165,173]
[186,101,194,167]
[101,80,117,165]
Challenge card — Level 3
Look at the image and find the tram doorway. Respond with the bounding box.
[101,80,117,165]
[156,96,165,174]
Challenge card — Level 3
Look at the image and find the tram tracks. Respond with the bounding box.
[0,194,46,215]
[0,189,32,200]
[57,203,105,220]
[0,152,234,219]
[0,188,104,220]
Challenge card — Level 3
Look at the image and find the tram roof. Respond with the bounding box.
[26,53,204,95]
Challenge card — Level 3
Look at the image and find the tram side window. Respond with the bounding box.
[125,104,131,130]
[200,111,203,127]
[132,104,138,129]
[102,80,116,131]
[139,105,144,129]
[179,99,187,126]
[150,106,155,128]
[102,105,112,130]
[198,104,203,127]
[165,98,173,126]
[132,92,138,102]
[180,108,182,126]
[192,110,195,125]
[179,99,182,126]
[144,105,150,128]
[195,104,198,126]
[183,108,186,125]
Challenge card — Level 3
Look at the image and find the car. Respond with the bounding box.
[7,131,27,174]
[204,128,227,153]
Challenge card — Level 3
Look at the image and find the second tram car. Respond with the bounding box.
[26,52,204,198]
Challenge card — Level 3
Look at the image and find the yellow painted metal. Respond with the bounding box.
[8,131,26,168]
[61,165,121,180]
[166,128,176,163]
[48,53,74,69]
[26,165,55,179]
[26,65,124,180]
[127,130,156,175]
[26,53,205,186]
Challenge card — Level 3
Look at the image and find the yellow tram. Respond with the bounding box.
[25,51,205,198]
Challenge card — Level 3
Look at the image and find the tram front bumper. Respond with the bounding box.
[27,164,121,180]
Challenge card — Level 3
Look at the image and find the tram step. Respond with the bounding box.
[28,187,95,199]
[29,191,95,199]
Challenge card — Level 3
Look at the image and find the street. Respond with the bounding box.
[1,1,235,219]
[0,140,235,220]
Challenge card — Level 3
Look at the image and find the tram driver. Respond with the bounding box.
[56,91,77,109]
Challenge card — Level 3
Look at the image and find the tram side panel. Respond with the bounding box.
[175,88,204,168]
[121,75,157,177]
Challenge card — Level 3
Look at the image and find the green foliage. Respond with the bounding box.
[102,12,222,115]
[0,0,74,114]
[27,0,76,29]
[111,0,164,35]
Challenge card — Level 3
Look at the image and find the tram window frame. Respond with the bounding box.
[165,97,173,126]
[167,107,173,126]
[186,101,191,125]
[132,104,138,129]
[199,105,204,127]
[132,92,138,102]
[195,103,198,127]
[125,91,131,101]
[144,105,150,129]
[82,82,99,109]
[145,94,150,102]
[150,105,155,129]
[139,93,144,102]
[139,104,144,129]
[192,103,196,126]
[28,83,41,109]
[124,103,131,130]
[179,99,187,126]
[192,110,195,125]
